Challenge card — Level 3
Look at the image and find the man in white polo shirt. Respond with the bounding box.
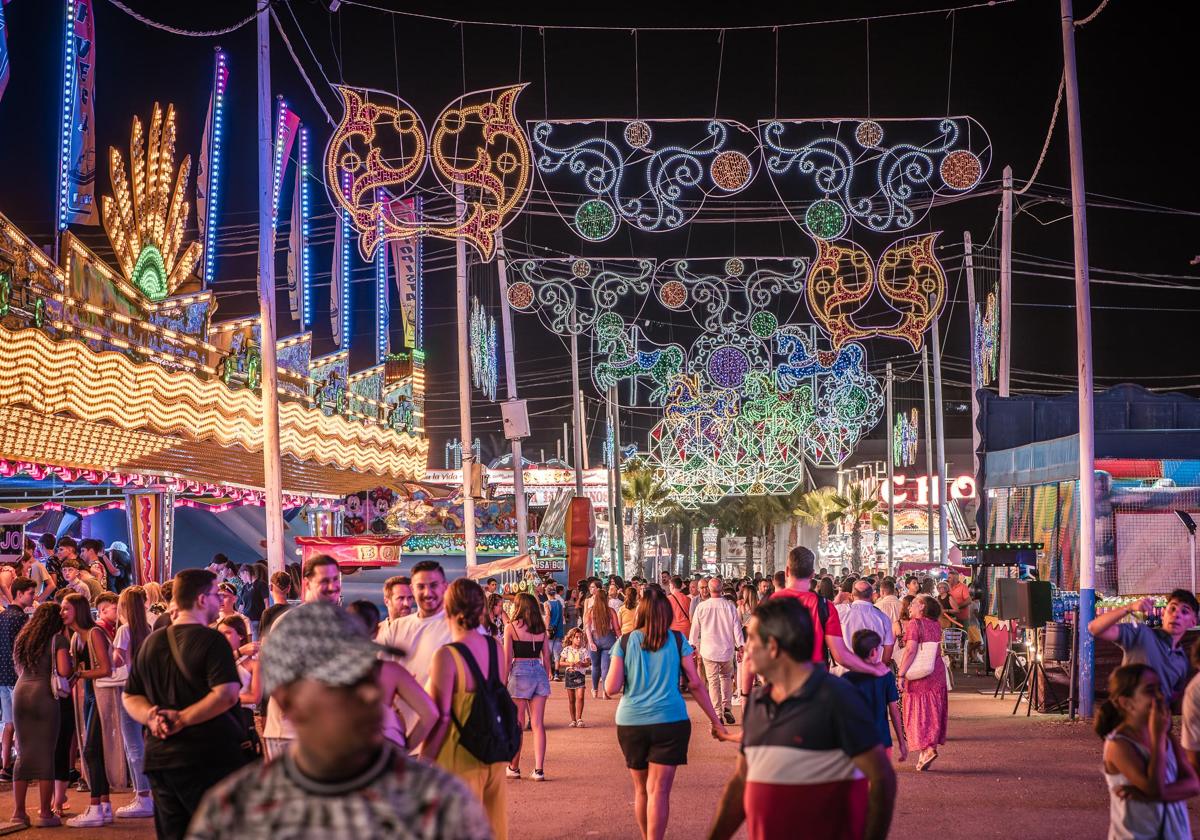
[378,560,451,690]
[837,581,895,665]
[690,577,744,726]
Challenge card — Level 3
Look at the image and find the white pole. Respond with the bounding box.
[965,232,982,480]
[885,363,895,573]
[922,346,935,563]
[1190,533,1196,597]
[931,297,949,565]
[494,231,529,555]
[999,165,1014,398]
[255,5,285,575]
[569,321,585,496]
[1060,0,1097,717]
[454,184,477,569]
[610,385,626,579]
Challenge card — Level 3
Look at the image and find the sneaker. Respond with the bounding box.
[116,795,155,819]
[66,805,107,828]
[531,769,545,782]
[101,802,114,824]
[505,766,521,780]
[723,710,736,726]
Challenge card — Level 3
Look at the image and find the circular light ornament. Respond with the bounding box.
[624,121,652,149]
[575,199,617,241]
[709,151,753,192]
[750,311,778,339]
[940,149,983,190]
[855,120,884,148]
[659,280,688,310]
[571,259,592,279]
[708,346,751,389]
[507,281,534,310]
[595,311,625,342]
[132,245,169,301]
[804,199,848,240]
[724,258,745,277]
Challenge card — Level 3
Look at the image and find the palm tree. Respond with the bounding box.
[831,482,888,572]
[793,486,847,566]
[621,459,670,577]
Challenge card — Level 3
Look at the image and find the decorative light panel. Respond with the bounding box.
[325,85,531,262]
[894,408,919,467]
[469,296,498,401]
[101,103,202,302]
[507,258,654,335]
[530,119,758,241]
[975,289,998,386]
[655,257,807,338]
[201,49,228,288]
[760,116,991,236]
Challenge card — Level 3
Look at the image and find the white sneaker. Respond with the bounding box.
[116,795,155,818]
[66,805,107,828]
[505,766,520,779]
[101,802,113,824]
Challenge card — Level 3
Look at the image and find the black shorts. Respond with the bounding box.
[616,720,691,770]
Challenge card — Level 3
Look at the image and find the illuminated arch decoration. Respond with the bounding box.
[759,116,991,236]
[101,103,203,302]
[530,119,758,241]
[325,85,531,262]
[806,232,947,351]
[592,314,686,404]
[508,258,654,335]
[654,257,808,337]
[894,408,919,467]
[976,289,999,386]
[469,296,498,401]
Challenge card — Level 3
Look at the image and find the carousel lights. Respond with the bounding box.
[203,49,228,287]
[300,127,313,329]
[340,170,352,346]
[55,0,76,232]
[375,190,388,362]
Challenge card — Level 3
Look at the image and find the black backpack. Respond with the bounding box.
[449,639,522,765]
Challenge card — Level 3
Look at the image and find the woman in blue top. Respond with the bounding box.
[606,585,728,840]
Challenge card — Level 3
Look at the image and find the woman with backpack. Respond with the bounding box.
[605,585,728,840]
[422,578,513,840]
[585,580,619,700]
[504,592,551,781]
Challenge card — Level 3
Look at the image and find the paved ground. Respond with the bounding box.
[5,674,1200,838]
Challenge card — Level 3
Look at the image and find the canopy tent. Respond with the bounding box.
[466,554,534,580]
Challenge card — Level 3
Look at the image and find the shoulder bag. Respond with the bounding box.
[901,625,941,681]
[166,625,260,761]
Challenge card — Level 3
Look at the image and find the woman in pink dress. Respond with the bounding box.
[898,594,948,771]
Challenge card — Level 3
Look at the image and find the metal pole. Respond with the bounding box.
[454,184,477,569]
[999,165,1013,398]
[931,297,949,565]
[1190,533,1196,597]
[885,363,895,573]
[922,346,935,564]
[1060,0,1097,718]
[255,6,285,575]
[494,231,529,555]
[965,231,982,480]
[569,321,585,496]
[610,385,626,580]
[605,393,618,575]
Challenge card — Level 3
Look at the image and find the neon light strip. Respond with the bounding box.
[271,98,288,227]
[416,195,424,349]
[300,127,312,328]
[55,0,76,231]
[375,190,388,362]
[202,49,228,288]
[340,170,352,346]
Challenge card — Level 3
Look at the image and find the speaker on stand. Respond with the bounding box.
[993,578,1026,699]
[1012,581,1059,716]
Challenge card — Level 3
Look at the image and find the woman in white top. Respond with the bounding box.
[216,616,261,710]
[108,587,154,818]
[1098,663,1198,840]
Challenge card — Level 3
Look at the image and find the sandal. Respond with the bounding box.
[575,719,586,728]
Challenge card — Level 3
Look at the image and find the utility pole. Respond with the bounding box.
[931,296,949,564]
[885,363,895,573]
[610,385,626,579]
[1061,0,1097,718]
[999,165,1014,397]
[454,184,477,569]
[569,318,585,496]
[494,231,529,555]
[965,231,982,478]
[255,4,285,574]
[922,346,935,564]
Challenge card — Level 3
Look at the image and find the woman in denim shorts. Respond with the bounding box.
[504,593,551,781]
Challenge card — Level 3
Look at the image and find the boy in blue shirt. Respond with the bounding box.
[844,630,907,762]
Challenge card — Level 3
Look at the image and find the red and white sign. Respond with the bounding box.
[295,536,404,568]
[880,474,977,506]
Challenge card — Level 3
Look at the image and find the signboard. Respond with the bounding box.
[535,557,566,573]
[295,536,404,569]
[880,474,977,506]
[720,536,763,562]
[0,523,24,563]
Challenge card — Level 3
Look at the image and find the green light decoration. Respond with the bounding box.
[131,245,169,302]
[750,311,778,339]
[805,199,848,240]
[575,199,616,241]
[893,408,919,467]
[33,298,44,329]
[0,272,10,317]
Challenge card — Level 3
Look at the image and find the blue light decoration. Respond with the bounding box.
[375,190,388,363]
[339,170,352,347]
[530,119,758,242]
[202,49,229,288]
[299,127,312,329]
[271,98,289,227]
[759,117,991,237]
[55,0,76,232]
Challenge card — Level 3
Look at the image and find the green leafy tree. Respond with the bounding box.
[831,483,888,572]
[621,459,671,578]
[793,487,847,566]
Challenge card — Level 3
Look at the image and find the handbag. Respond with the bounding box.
[903,641,941,681]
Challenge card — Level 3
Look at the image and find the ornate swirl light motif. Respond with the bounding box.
[759,116,991,236]
[806,232,947,351]
[510,258,654,336]
[101,103,202,302]
[976,288,999,386]
[894,408,919,467]
[325,85,531,262]
[530,119,758,241]
[655,257,808,338]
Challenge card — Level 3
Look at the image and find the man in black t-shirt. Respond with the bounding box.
[123,569,245,840]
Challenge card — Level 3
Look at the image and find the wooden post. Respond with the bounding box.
[999,165,1014,397]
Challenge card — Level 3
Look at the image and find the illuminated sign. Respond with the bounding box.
[879,474,976,506]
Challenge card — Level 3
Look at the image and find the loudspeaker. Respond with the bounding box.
[1018,580,1053,628]
[501,399,530,440]
[996,578,1022,620]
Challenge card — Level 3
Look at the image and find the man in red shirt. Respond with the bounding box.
[668,575,693,637]
[947,570,971,624]
[739,547,886,695]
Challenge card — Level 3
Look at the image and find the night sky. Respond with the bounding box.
[0,0,1196,483]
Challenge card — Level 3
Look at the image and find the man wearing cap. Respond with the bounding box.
[186,602,492,840]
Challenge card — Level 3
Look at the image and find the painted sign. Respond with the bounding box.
[879,474,977,506]
[295,535,404,568]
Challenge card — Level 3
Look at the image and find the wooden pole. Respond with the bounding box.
[922,346,935,564]
[256,5,285,575]
[999,165,1014,397]
[885,363,895,573]
[931,299,950,565]
[569,320,585,496]
[494,231,529,555]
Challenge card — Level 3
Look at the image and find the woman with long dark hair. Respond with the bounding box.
[605,585,727,840]
[8,603,71,828]
[585,580,619,700]
[61,592,112,827]
[504,593,551,781]
[109,586,153,818]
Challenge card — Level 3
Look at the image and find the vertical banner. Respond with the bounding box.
[388,197,420,349]
[0,1,11,105]
[57,0,98,228]
[125,491,163,584]
[197,48,228,289]
[286,160,302,320]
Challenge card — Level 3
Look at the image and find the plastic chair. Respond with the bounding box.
[941,629,966,687]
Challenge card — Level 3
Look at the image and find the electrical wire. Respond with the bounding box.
[103,0,263,36]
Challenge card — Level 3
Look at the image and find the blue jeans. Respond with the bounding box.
[118,703,150,794]
[590,633,616,691]
[547,637,563,675]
